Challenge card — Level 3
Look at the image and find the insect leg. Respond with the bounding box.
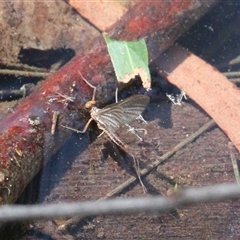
[78,117,94,133]
[136,114,148,124]
[61,117,93,133]
[97,130,105,138]
[125,124,147,141]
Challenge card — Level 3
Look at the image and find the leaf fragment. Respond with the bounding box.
[103,34,151,90]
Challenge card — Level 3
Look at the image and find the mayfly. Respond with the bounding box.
[63,72,150,191]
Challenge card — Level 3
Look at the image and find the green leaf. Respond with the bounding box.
[103,34,151,90]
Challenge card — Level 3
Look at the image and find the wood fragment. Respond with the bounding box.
[51,111,59,135]
[69,0,128,31]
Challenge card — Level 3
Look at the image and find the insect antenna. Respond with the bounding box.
[61,71,97,133]
[78,71,97,110]
[130,154,147,193]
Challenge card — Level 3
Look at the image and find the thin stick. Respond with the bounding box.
[0,69,50,78]
[55,92,75,102]
[228,142,240,184]
[2,183,240,224]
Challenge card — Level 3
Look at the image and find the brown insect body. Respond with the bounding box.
[89,95,150,149]
[88,94,150,193]
[69,72,150,192]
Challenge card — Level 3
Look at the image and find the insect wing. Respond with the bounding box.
[92,95,150,134]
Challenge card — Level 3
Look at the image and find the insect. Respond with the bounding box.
[78,73,150,147]
[63,72,150,192]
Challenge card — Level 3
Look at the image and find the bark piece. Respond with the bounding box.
[69,0,128,31]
